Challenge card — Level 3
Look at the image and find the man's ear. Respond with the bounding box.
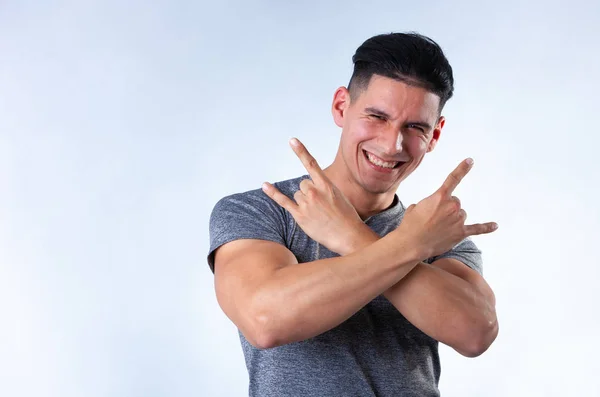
[427,116,445,153]
[331,87,350,128]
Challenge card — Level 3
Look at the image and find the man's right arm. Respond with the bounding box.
[213,233,420,349]
[212,149,496,349]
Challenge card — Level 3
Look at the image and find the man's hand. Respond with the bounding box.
[261,138,372,255]
[397,158,498,261]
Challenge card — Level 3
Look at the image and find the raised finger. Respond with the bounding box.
[289,138,327,185]
[439,158,473,195]
[464,221,498,236]
[262,182,299,214]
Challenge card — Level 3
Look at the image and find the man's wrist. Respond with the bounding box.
[338,223,380,256]
[387,227,429,264]
[338,223,427,270]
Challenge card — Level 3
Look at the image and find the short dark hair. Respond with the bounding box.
[349,32,454,111]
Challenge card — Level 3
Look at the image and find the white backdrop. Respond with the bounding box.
[1,1,599,396]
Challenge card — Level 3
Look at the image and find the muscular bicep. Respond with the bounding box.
[213,239,298,337]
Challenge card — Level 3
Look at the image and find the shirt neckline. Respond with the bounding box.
[363,194,405,224]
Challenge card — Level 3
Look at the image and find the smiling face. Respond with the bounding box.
[331,74,445,196]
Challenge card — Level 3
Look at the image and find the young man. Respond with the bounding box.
[207,32,499,397]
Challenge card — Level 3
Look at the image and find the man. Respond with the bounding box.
[207,32,499,396]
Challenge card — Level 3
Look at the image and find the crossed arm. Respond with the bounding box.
[214,235,497,357]
[342,227,498,357]
[213,139,498,357]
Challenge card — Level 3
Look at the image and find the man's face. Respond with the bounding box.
[332,74,444,194]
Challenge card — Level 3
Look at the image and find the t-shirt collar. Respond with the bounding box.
[363,194,405,224]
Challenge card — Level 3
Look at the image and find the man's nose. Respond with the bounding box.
[377,128,406,155]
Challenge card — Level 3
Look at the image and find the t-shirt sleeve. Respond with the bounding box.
[425,237,484,275]
[207,190,288,273]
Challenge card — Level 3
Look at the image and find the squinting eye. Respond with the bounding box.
[370,114,385,121]
[408,124,425,133]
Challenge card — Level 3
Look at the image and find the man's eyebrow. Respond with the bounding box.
[365,107,433,130]
[364,107,392,119]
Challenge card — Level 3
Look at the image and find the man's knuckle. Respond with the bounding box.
[445,200,459,214]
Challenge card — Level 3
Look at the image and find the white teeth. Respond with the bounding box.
[366,152,398,168]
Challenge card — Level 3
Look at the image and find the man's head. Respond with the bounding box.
[331,32,454,196]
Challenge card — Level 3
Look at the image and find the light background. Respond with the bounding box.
[1,1,599,396]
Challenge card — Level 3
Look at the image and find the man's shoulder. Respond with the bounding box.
[214,174,307,208]
[207,175,306,272]
[210,174,307,221]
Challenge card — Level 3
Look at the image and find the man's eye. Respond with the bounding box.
[370,114,385,121]
[408,124,425,133]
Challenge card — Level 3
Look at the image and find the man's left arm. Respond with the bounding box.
[343,229,498,358]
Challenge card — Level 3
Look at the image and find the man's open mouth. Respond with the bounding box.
[363,150,405,169]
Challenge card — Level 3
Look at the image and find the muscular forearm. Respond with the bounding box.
[341,228,498,357]
[252,233,420,348]
[384,262,498,356]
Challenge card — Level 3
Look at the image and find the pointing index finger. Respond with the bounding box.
[290,138,327,184]
[439,158,473,195]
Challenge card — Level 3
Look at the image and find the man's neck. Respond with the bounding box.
[322,156,397,221]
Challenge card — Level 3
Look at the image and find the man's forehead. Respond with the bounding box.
[359,76,441,118]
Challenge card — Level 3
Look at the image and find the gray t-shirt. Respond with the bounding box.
[208,175,483,397]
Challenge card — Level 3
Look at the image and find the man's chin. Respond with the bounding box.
[359,179,399,195]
